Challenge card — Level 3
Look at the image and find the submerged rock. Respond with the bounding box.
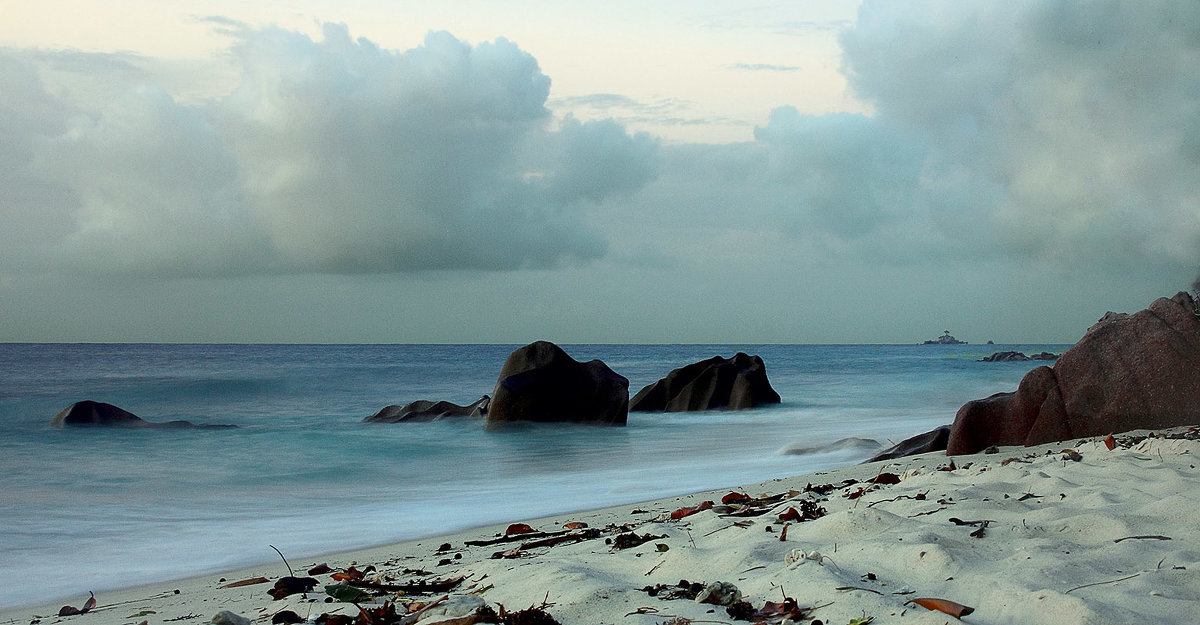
[365,396,489,423]
[485,341,629,427]
[49,400,235,429]
[630,353,781,412]
[949,292,1200,454]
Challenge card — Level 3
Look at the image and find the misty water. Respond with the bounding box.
[0,343,1068,609]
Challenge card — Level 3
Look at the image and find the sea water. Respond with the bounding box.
[0,343,1067,609]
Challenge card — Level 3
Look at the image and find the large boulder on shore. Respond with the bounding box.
[630,353,781,412]
[485,341,629,427]
[50,400,235,429]
[948,292,1200,454]
[365,396,489,423]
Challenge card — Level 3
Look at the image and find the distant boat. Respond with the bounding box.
[923,330,967,345]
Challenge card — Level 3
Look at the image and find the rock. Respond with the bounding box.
[948,292,1200,454]
[695,581,742,606]
[485,341,629,427]
[416,594,485,623]
[49,400,236,429]
[630,353,781,412]
[211,611,251,625]
[979,351,1030,362]
[365,396,489,423]
[865,425,950,462]
[1030,351,1059,360]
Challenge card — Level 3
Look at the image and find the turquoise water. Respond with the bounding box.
[0,343,1066,609]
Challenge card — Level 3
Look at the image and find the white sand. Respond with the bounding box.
[5,427,1198,625]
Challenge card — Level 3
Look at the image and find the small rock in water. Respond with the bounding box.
[211,611,251,625]
[695,581,742,606]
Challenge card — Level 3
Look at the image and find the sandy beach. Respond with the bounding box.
[5,426,1197,625]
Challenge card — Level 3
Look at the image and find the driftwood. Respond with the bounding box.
[343,575,465,594]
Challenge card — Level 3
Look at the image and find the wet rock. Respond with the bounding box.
[365,396,489,423]
[631,353,781,412]
[866,426,950,462]
[50,400,236,429]
[486,341,628,427]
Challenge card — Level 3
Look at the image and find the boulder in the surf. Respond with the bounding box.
[865,425,951,462]
[365,395,490,423]
[485,341,629,427]
[49,400,235,429]
[630,353,781,412]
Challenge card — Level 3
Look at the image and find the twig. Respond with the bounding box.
[644,558,666,576]
[269,545,294,577]
[908,507,947,518]
[1113,535,1171,543]
[835,586,882,595]
[1065,572,1142,594]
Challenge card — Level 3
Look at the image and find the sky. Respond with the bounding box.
[1,1,1197,344]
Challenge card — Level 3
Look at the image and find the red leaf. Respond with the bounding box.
[563,522,588,530]
[908,597,975,617]
[722,492,751,505]
[778,507,801,522]
[505,523,536,536]
[670,500,714,520]
[1104,434,1116,450]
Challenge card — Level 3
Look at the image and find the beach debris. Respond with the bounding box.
[416,594,486,621]
[219,577,269,589]
[268,576,319,600]
[57,591,97,616]
[1113,535,1172,543]
[848,617,875,625]
[669,501,714,520]
[751,597,807,623]
[785,549,836,569]
[466,528,570,547]
[906,597,975,618]
[722,491,752,504]
[505,523,536,536]
[777,499,827,522]
[612,531,668,550]
[1105,434,1117,450]
[332,566,376,582]
[1062,449,1083,462]
[310,564,334,575]
[271,611,304,624]
[210,611,251,625]
[725,600,756,620]
[640,580,706,601]
[563,522,588,530]
[695,581,742,606]
[325,583,375,603]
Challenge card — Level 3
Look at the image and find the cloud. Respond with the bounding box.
[835,0,1200,270]
[730,63,800,72]
[0,25,659,277]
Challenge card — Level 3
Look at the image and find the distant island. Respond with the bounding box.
[923,330,967,345]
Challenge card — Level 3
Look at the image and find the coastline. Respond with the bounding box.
[6,426,1197,625]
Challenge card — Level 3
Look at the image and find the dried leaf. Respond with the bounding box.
[563,522,588,530]
[220,577,270,588]
[1104,434,1116,450]
[309,564,333,575]
[670,501,713,520]
[753,597,806,621]
[505,523,536,536]
[58,592,96,617]
[907,597,975,617]
[868,472,901,485]
[721,492,751,505]
[268,576,319,600]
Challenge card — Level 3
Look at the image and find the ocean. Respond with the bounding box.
[0,343,1067,609]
